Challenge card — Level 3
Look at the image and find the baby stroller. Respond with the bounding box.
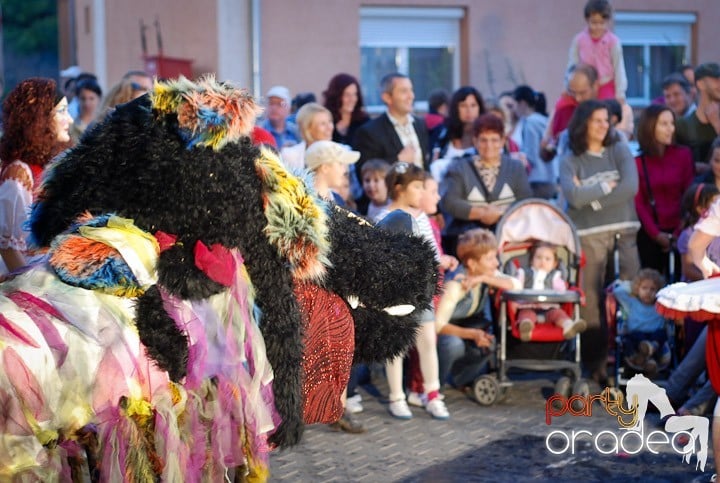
[606,234,677,388]
[473,198,589,405]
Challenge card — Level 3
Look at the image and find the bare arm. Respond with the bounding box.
[688,229,720,278]
[0,247,25,273]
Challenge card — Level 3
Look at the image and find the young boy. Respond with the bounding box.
[567,0,627,102]
[515,242,587,341]
[360,158,391,222]
[435,229,521,387]
[613,268,671,377]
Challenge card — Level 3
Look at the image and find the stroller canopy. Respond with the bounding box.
[495,199,579,255]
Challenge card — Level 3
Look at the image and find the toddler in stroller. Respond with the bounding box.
[611,268,672,378]
[515,242,587,341]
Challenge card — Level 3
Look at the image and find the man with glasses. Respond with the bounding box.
[261,85,299,148]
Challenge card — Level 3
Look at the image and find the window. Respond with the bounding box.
[359,7,463,113]
[614,12,696,106]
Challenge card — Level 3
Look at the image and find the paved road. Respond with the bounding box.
[269,373,714,482]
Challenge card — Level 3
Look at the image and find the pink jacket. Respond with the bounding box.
[567,27,628,99]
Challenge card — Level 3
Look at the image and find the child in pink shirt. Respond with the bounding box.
[567,0,627,102]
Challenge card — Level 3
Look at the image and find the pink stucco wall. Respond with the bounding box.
[75,0,218,87]
[259,0,720,107]
[73,0,720,107]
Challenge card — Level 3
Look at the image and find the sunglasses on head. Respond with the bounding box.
[392,162,409,174]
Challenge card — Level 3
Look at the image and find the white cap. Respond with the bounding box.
[60,65,82,78]
[305,141,360,171]
[266,85,291,105]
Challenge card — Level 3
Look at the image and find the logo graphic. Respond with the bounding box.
[545,374,709,472]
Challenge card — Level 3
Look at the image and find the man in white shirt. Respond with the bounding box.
[352,73,429,177]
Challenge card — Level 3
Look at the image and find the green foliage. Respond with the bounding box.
[2,0,58,53]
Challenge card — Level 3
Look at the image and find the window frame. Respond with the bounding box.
[359,6,464,114]
[614,11,696,106]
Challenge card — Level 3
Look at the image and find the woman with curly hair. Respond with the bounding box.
[322,73,369,146]
[0,78,73,271]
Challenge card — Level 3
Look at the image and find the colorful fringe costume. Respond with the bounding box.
[0,76,436,480]
[0,214,279,480]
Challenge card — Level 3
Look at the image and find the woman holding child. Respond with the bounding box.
[559,99,640,383]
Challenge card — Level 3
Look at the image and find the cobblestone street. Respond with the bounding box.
[270,374,714,482]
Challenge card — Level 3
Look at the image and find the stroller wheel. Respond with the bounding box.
[570,379,590,411]
[554,376,572,398]
[473,375,499,406]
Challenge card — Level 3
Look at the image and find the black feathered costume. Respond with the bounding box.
[0,77,436,480]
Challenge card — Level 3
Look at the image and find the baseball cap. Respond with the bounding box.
[694,63,720,81]
[305,140,360,171]
[266,85,291,105]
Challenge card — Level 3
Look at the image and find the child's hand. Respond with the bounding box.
[699,256,720,279]
[440,254,459,271]
[473,329,494,348]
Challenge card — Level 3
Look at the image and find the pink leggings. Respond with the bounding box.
[517,307,569,327]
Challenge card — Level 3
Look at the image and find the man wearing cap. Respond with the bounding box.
[676,62,720,172]
[261,85,300,149]
[306,140,359,206]
[352,73,429,177]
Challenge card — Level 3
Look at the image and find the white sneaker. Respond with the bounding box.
[388,399,413,419]
[407,391,427,407]
[346,394,363,414]
[407,392,444,407]
[425,397,450,420]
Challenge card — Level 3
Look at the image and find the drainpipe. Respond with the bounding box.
[251,0,261,99]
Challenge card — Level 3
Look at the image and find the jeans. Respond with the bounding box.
[665,326,716,411]
[437,316,492,387]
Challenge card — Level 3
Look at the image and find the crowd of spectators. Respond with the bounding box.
[3,0,720,441]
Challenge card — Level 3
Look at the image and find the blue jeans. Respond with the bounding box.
[437,317,492,387]
[665,326,716,411]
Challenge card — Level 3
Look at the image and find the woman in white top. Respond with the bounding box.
[431,86,485,182]
[280,103,334,172]
[0,78,73,272]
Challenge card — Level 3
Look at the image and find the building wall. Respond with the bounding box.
[74,0,219,89]
[72,0,720,107]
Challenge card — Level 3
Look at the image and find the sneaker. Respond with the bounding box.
[658,343,672,369]
[624,352,647,371]
[562,318,587,339]
[388,399,413,419]
[329,409,366,434]
[425,397,450,420]
[408,392,445,407]
[638,340,658,357]
[519,319,534,342]
[407,391,427,408]
[346,394,363,414]
[643,359,658,378]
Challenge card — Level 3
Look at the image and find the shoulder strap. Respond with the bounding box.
[640,154,660,226]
